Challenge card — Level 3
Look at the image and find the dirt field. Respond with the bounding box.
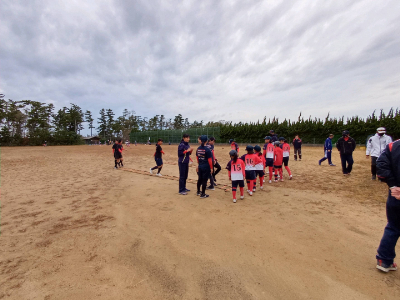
[1,144,399,299]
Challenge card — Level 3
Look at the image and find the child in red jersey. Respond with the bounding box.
[279,137,293,179]
[253,145,266,191]
[240,145,262,195]
[263,136,275,183]
[229,139,239,154]
[226,150,246,203]
[273,141,284,182]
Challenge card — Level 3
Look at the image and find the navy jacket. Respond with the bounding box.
[292,138,302,149]
[178,140,191,163]
[324,138,333,151]
[377,140,400,188]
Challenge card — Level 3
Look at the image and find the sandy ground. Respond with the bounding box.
[0,144,399,299]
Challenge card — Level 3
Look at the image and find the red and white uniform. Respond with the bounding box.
[264,143,274,159]
[241,153,262,170]
[255,154,265,170]
[282,143,290,157]
[227,159,246,181]
[274,147,283,165]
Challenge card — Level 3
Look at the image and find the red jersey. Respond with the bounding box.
[255,153,265,170]
[226,158,246,181]
[263,143,274,159]
[240,153,262,170]
[274,147,283,165]
[282,142,290,157]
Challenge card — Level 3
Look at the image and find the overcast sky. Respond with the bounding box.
[1,0,399,131]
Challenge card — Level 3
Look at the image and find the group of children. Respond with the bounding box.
[226,136,293,203]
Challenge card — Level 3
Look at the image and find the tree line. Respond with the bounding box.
[0,94,398,146]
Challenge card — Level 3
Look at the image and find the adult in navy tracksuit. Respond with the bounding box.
[269,130,278,143]
[375,139,400,272]
[319,134,335,166]
[336,130,356,175]
[178,134,193,195]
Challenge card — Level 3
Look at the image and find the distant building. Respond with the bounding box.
[83,136,100,145]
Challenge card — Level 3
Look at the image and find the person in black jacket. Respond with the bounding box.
[336,130,356,175]
[292,135,302,161]
[375,139,400,272]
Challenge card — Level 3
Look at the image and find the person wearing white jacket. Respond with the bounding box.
[366,127,392,180]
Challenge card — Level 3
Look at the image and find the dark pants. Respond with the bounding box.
[213,161,221,179]
[197,168,209,194]
[319,150,332,165]
[376,191,400,265]
[340,153,353,174]
[371,156,378,176]
[294,148,302,160]
[178,162,189,192]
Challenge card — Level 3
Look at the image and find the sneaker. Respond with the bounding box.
[280,179,284,182]
[156,173,162,177]
[179,192,187,195]
[253,188,256,192]
[114,167,118,169]
[184,189,191,192]
[150,168,153,174]
[274,180,278,183]
[196,191,201,196]
[249,191,253,196]
[260,186,264,190]
[372,175,376,180]
[330,164,336,166]
[240,195,244,199]
[233,199,237,203]
[214,183,218,186]
[269,180,272,184]
[289,175,293,180]
[200,194,210,198]
[263,179,265,183]
[247,189,251,194]
[376,260,397,272]
[207,186,215,190]
[299,159,302,161]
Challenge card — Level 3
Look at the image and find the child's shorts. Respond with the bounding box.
[255,170,265,177]
[232,180,245,188]
[245,170,256,180]
[265,158,274,167]
[155,158,163,166]
[283,157,289,166]
[273,165,282,169]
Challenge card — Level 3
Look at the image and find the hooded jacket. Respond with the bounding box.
[377,140,400,188]
[366,133,392,157]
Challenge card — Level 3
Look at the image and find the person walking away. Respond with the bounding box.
[292,135,302,161]
[253,145,265,190]
[240,145,262,195]
[226,150,246,203]
[150,139,164,176]
[280,138,293,179]
[263,136,275,183]
[336,130,356,176]
[112,140,122,169]
[375,139,400,272]
[319,134,336,166]
[196,135,213,198]
[366,127,392,180]
[178,134,193,195]
[273,141,284,182]
[229,139,239,154]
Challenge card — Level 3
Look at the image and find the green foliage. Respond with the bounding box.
[130,127,221,143]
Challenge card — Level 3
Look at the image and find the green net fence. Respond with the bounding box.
[130,127,221,144]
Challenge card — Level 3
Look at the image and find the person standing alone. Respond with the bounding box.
[336,130,356,176]
[375,139,400,272]
[319,134,335,166]
[366,127,392,180]
[292,135,302,161]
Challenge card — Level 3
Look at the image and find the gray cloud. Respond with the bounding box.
[1,0,399,131]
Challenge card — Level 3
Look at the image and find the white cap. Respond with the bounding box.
[377,127,386,134]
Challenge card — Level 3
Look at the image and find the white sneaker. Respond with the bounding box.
[253,188,256,192]
[263,179,265,183]
[150,168,153,174]
[289,175,293,180]
[156,173,162,177]
[260,186,263,190]
[249,191,253,196]
[233,199,237,203]
[247,189,250,194]
[269,180,272,184]
[240,195,244,199]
